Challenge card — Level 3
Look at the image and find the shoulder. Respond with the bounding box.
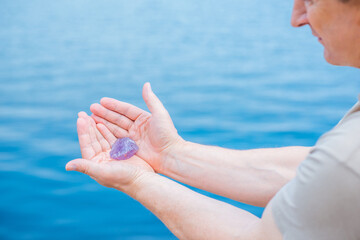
[270,111,360,239]
[311,110,360,175]
[272,159,360,239]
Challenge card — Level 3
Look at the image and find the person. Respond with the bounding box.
[66,0,360,239]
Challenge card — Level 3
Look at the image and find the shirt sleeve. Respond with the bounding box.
[271,111,360,240]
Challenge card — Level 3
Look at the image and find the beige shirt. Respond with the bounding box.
[271,99,360,240]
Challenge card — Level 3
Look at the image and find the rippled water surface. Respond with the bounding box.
[1,1,359,239]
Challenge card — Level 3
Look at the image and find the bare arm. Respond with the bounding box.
[67,113,283,240]
[161,142,311,207]
[129,173,282,240]
[90,83,311,207]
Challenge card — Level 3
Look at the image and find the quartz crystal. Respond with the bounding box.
[110,137,139,160]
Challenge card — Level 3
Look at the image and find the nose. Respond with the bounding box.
[291,0,309,27]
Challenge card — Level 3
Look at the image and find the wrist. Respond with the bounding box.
[123,171,159,200]
[158,137,189,175]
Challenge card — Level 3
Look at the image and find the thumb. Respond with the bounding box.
[66,159,100,177]
[142,82,168,116]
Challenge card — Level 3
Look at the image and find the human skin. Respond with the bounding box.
[66,112,154,192]
[66,88,283,240]
[90,84,310,207]
[87,0,360,209]
[291,0,360,67]
[67,0,360,239]
[88,0,360,208]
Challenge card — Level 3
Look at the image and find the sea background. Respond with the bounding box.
[0,0,359,239]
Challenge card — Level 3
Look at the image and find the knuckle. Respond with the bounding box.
[115,116,124,127]
[122,106,131,118]
[116,116,131,130]
[135,113,150,128]
[103,109,109,118]
[82,163,90,175]
[114,103,121,113]
[112,126,121,137]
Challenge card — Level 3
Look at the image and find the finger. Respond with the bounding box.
[83,114,103,155]
[66,158,100,177]
[142,82,168,116]
[91,114,129,138]
[90,103,133,130]
[96,123,117,146]
[78,111,85,118]
[88,115,111,151]
[77,118,96,159]
[100,97,145,121]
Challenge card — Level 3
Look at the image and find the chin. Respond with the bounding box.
[323,50,344,66]
[323,49,359,67]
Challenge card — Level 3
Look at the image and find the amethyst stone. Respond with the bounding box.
[110,137,139,160]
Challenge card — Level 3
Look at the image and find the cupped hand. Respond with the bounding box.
[66,112,154,193]
[89,82,184,173]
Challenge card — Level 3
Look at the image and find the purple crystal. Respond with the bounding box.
[110,137,139,160]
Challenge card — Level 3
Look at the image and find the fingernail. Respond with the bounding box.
[66,164,77,171]
[148,82,152,92]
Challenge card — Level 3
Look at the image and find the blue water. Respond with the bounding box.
[0,0,359,239]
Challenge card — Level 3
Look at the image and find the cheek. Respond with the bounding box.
[308,11,336,47]
[322,38,347,66]
[306,3,331,35]
[322,24,351,57]
[307,9,321,33]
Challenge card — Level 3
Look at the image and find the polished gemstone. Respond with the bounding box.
[110,137,139,160]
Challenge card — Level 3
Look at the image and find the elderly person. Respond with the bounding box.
[66,0,360,239]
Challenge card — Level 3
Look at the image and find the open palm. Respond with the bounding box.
[66,111,154,191]
[89,83,184,172]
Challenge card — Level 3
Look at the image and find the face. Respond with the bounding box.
[291,0,360,67]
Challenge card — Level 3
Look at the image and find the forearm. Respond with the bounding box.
[127,173,260,240]
[161,141,311,207]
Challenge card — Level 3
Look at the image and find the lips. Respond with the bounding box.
[312,31,320,38]
[310,26,322,41]
[311,31,323,42]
